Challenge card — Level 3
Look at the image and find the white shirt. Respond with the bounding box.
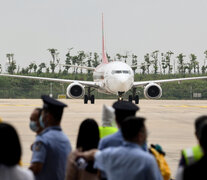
[0,165,34,180]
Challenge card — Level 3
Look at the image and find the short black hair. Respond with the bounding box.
[195,116,207,137]
[199,123,207,151]
[0,123,21,166]
[76,119,100,151]
[115,110,137,125]
[44,108,63,122]
[121,116,146,141]
[35,108,42,117]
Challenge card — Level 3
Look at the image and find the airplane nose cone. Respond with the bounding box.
[116,76,131,91]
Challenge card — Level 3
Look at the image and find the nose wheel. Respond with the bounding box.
[128,88,139,104]
[118,91,124,101]
[84,88,95,104]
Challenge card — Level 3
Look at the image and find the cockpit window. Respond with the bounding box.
[123,70,130,74]
[111,70,130,74]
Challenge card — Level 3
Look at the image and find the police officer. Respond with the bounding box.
[77,117,163,180]
[29,95,72,180]
[98,100,139,150]
[97,101,139,180]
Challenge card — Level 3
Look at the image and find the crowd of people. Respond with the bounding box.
[0,95,207,180]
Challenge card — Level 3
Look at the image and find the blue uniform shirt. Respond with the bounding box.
[31,126,71,180]
[98,129,148,151]
[95,141,163,180]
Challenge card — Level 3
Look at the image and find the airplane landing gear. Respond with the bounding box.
[84,88,95,104]
[128,88,139,104]
[118,92,124,101]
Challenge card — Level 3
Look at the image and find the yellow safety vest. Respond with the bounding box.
[99,126,118,139]
[182,145,203,165]
[150,147,171,180]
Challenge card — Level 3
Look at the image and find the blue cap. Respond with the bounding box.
[112,101,139,112]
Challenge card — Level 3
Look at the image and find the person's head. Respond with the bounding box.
[101,105,115,127]
[112,101,139,127]
[121,116,146,145]
[195,116,207,139]
[40,95,67,128]
[29,108,43,134]
[0,123,21,166]
[76,119,100,151]
[198,122,207,153]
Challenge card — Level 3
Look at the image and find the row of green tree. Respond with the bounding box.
[0,73,207,99]
[2,49,207,75]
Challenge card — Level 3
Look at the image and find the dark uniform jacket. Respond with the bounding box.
[184,155,207,180]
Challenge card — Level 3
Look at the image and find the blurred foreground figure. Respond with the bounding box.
[178,116,207,168]
[0,123,34,180]
[176,122,207,180]
[77,117,162,180]
[29,95,71,180]
[99,105,118,138]
[65,119,100,180]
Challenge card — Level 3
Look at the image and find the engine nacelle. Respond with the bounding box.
[66,82,85,99]
[144,83,162,99]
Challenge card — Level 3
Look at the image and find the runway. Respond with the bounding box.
[1,99,207,176]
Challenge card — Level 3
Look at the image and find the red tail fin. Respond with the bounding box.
[102,13,108,64]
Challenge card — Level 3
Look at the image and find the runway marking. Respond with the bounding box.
[163,105,207,108]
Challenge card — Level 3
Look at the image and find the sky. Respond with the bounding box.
[0,0,207,71]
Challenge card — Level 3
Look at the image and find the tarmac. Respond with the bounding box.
[1,99,207,176]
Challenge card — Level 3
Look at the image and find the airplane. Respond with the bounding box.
[1,15,207,104]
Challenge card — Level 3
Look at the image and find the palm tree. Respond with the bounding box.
[116,53,122,61]
[151,50,159,74]
[37,63,46,74]
[144,53,151,74]
[48,48,58,73]
[77,51,86,74]
[64,48,73,73]
[6,53,16,74]
[131,54,138,74]
[177,53,186,74]
[92,52,100,67]
[140,62,146,74]
[189,54,198,74]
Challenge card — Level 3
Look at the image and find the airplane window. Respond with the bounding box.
[123,70,129,74]
[112,70,131,74]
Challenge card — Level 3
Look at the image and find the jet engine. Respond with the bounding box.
[66,82,85,99]
[144,83,162,99]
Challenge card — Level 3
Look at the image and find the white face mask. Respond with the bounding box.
[29,121,39,132]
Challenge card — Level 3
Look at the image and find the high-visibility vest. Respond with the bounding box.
[99,126,118,138]
[182,145,203,165]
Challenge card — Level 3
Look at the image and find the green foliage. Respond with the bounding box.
[0,73,207,99]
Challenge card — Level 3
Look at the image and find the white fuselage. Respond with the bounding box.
[93,61,134,95]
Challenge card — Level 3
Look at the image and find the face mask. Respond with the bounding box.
[30,121,39,132]
[39,115,45,128]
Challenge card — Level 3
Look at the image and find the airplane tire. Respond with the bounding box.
[128,95,133,102]
[135,95,139,104]
[91,95,95,104]
[84,95,88,104]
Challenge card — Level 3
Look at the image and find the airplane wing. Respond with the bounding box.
[59,64,95,71]
[133,76,207,87]
[0,74,100,88]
